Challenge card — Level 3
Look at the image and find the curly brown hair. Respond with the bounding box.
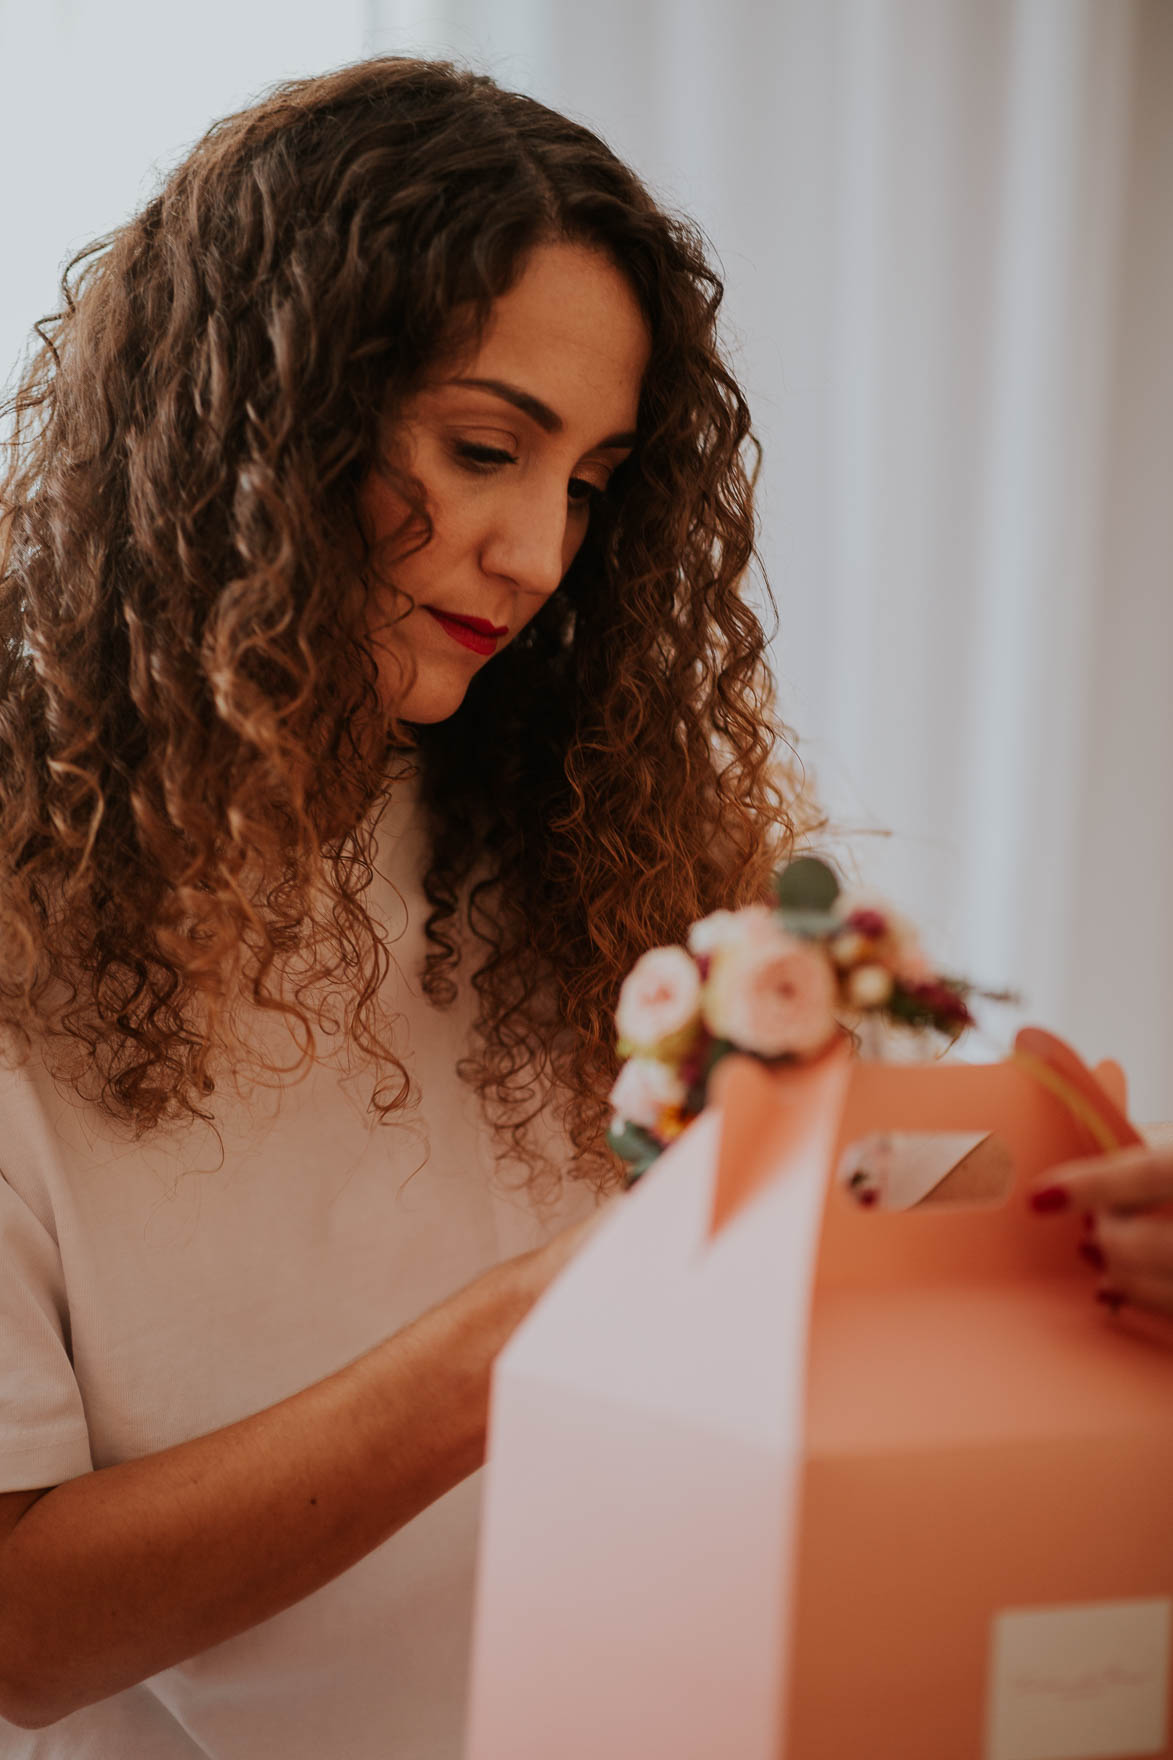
[0,55,814,1192]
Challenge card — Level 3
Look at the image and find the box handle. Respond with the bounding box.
[708,1029,1142,1287]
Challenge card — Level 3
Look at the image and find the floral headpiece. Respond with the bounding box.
[607,857,994,1185]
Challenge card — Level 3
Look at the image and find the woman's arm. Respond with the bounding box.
[0,1216,597,1730]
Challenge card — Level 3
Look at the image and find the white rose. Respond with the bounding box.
[615,946,702,1053]
[609,1057,688,1133]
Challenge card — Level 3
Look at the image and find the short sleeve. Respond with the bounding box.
[0,1169,92,1490]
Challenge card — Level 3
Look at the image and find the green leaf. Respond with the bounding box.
[701,1037,736,1078]
[681,1038,735,1112]
[624,1159,659,1187]
[606,1119,663,1174]
[772,857,841,916]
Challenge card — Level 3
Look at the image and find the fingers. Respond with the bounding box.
[1028,1143,1173,1322]
[1034,1144,1173,1213]
[1084,1213,1173,1320]
[1091,1269,1173,1323]
[1095,1212,1173,1280]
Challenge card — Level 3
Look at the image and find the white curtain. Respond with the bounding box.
[372,0,1173,1120]
[3,0,1170,1117]
[0,0,367,395]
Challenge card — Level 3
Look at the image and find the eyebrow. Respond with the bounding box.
[448,377,638,450]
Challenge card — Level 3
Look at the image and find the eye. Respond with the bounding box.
[568,475,607,507]
[452,442,517,473]
[453,441,608,508]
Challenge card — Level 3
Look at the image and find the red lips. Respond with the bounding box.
[426,610,508,636]
[424,608,506,657]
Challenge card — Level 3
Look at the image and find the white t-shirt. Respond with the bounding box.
[0,778,593,1758]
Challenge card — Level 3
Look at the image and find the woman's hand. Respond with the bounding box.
[1031,1130,1173,1318]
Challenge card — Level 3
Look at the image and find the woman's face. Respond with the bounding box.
[359,240,651,723]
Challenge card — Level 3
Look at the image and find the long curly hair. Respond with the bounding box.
[0,55,814,1192]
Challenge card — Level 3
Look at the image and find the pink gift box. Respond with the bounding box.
[467,1030,1173,1760]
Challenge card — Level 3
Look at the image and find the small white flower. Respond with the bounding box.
[615,946,702,1053]
[609,1057,687,1133]
[830,928,869,968]
[845,962,894,1008]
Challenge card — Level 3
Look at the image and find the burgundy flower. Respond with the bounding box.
[908,980,972,1025]
[846,908,888,940]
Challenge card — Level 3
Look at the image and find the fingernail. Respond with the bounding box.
[1095,1288,1126,1313]
[1078,1240,1106,1271]
[1029,1184,1070,1214]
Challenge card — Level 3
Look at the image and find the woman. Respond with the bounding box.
[0,56,802,1756]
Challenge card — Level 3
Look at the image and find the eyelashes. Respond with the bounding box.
[450,441,605,506]
[453,442,516,471]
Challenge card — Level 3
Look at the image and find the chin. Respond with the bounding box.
[383,669,473,725]
[401,696,470,725]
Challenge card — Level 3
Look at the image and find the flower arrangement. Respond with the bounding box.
[607,856,992,1184]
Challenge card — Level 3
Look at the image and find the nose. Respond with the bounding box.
[480,482,571,604]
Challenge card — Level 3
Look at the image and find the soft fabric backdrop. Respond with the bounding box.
[2,0,1170,1115]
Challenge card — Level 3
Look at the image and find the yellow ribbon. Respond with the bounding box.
[1010,1049,1127,1155]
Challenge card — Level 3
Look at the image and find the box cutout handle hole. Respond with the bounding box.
[837,1130,1015,1211]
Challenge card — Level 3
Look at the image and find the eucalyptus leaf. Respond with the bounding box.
[624,1150,662,1186]
[777,907,839,940]
[606,1119,663,1167]
[772,856,841,915]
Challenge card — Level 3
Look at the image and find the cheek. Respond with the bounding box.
[396,464,477,561]
[357,470,420,567]
[357,472,446,599]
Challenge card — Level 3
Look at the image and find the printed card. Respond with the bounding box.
[986,1597,1171,1760]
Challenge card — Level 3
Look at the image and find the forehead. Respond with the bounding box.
[461,242,650,430]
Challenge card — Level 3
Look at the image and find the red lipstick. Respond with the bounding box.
[424,608,508,656]
[434,613,508,635]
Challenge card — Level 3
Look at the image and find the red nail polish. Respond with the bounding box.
[1095,1288,1126,1312]
[1029,1184,1070,1214]
[1078,1241,1106,1271]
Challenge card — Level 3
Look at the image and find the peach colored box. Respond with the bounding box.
[466,1031,1173,1760]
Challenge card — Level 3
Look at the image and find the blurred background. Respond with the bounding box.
[2,0,1170,1116]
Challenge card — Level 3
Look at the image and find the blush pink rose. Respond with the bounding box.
[615,946,702,1052]
[609,1057,688,1133]
[703,923,837,1057]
